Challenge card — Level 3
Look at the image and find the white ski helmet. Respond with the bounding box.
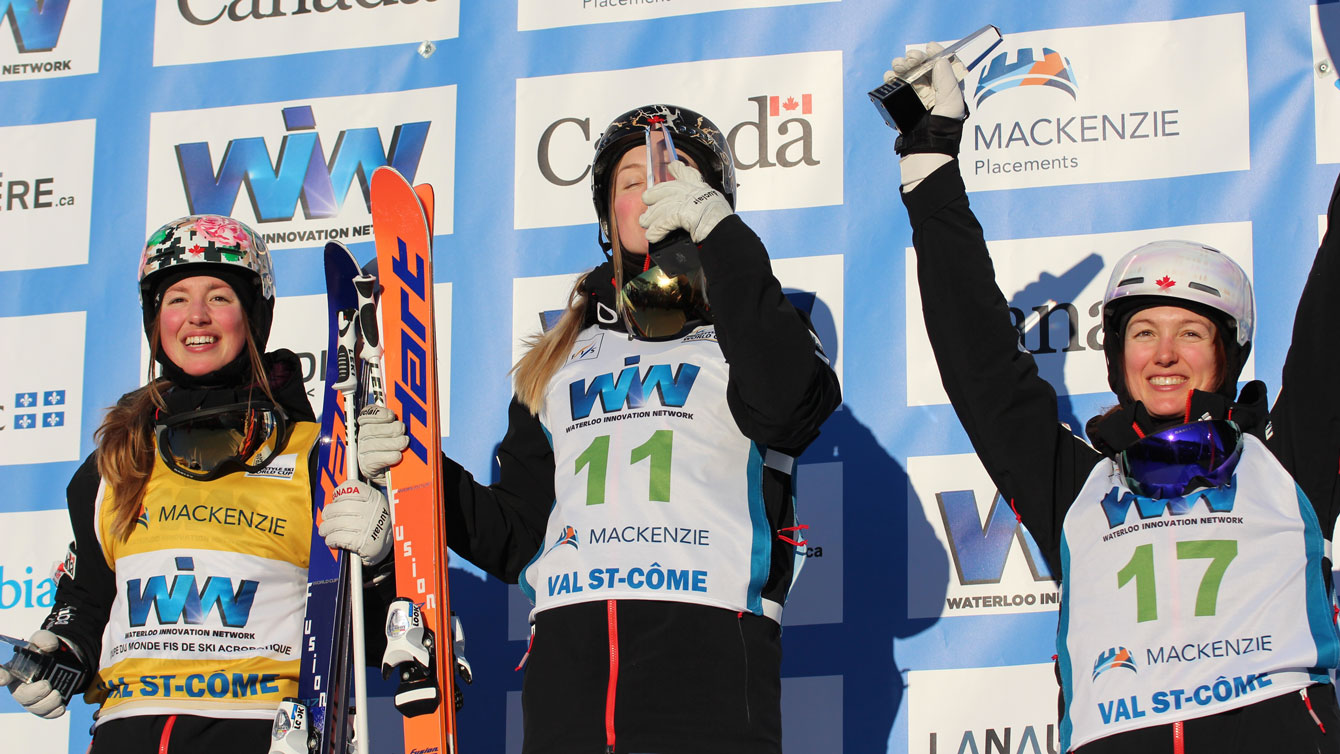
[1101,240,1254,404]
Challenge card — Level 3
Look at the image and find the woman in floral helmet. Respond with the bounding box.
[0,215,390,752]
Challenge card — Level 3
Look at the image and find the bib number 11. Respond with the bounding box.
[574,430,674,506]
[1116,539,1238,623]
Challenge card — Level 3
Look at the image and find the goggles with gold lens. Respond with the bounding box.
[155,401,290,481]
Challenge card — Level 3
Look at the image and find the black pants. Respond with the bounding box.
[522,600,783,754]
[89,714,272,754]
[1076,683,1340,753]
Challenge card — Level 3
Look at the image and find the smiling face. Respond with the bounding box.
[1121,305,1223,418]
[157,275,248,377]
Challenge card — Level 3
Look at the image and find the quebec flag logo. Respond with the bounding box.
[1092,646,1137,680]
[974,47,1079,108]
[12,388,64,430]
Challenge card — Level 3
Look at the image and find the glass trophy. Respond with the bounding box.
[869,24,1004,133]
[644,124,701,277]
[0,633,87,702]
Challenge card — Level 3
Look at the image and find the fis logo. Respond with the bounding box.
[936,489,1054,584]
[175,105,430,223]
[1100,483,1237,529]
[2,0,70,54]
[10,388,65,430]
[548,526,579,554]
[567,333,603,364]
[1092,646,1137,680]
[125,556,258,628]
[568,356,699,420]
[974,48,1078,108]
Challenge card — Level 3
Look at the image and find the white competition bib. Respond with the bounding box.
[1058,435,1340,750]
[523,326,776,619]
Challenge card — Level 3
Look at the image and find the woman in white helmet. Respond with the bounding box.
[0,216,389,753]
[888,46,1340,752]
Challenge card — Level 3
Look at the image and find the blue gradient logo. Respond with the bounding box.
[175,105,430,223]
[2,0,69,54]
[974,47,1078,108]
[569,356,699,420]
[126,557,258,628]
[936,490,1053,584]
[1100,483,1237,529]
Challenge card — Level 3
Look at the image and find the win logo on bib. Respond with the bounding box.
[569,356,699,420]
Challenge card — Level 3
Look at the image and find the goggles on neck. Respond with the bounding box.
[1118,419,1243,499]
[155,401,290,481]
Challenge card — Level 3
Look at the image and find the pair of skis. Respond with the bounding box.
[273,167,462,754]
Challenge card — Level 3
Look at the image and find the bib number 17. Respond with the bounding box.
[1116,539,1238,623]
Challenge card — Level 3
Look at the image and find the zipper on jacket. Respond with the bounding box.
[605,599,619,754]
[158,714,178,754]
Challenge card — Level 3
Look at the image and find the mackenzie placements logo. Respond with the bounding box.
[153,0,459,66]
[973,47,1078,108]
[1092,647,1137,680]
[0,0,100,80]
[514,51,843,231]
[956,14,1248,191]
[146,87,456,251]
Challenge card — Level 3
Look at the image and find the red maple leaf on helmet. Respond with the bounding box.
[1156,275,1175,289]
[782,96,799,111]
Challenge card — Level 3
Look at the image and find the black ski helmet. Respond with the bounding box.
[138,215,276,350]
[590,104,736,251]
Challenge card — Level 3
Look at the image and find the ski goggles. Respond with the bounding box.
[155,401,290,481]
[1118,419,1243,499]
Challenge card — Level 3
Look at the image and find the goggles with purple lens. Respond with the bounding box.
[1118,420,1243,499]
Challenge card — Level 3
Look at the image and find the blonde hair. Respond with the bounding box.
[97,312,273,542]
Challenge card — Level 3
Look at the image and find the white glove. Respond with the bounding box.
[319,480,393,566]
[639,161,734,244]
[356,404,408,485]
[0,630,70,719]
[887,42,966,190]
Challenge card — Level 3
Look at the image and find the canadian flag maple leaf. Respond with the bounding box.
[782,96,799,111]
[1155,275,1175,289]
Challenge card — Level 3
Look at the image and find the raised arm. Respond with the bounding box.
[892,47,1099,567]
[1268,170,1340,538]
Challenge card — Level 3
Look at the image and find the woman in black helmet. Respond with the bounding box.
[0,216,390,753]
[357,103,841,753]
[887,46,1340,753]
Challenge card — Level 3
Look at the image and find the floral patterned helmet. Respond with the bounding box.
[138,215,276,349]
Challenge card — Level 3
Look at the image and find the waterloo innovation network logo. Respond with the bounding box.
[973,47,1078,108]
[175,104,429,224]
[2,0,69,54]
[1092,646,1137,680]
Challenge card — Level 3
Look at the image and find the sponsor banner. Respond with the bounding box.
[0,510,70,634]
[514,51,843,230]
[948,13,1248,191]
[904,221,1254,406]
[0,713,69,753]
[510,253,844,386]
[517,0,836,31]
[784,461,841,626]
[145,86,456,251]
[908,664,1059,754]
[907,453,1059,619]
[0,0,101,81]
[153,0,459,66]
[140,283,452,433]
[0,119,94,272]
[1312,4,1340,165]
[0,312,84,465]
